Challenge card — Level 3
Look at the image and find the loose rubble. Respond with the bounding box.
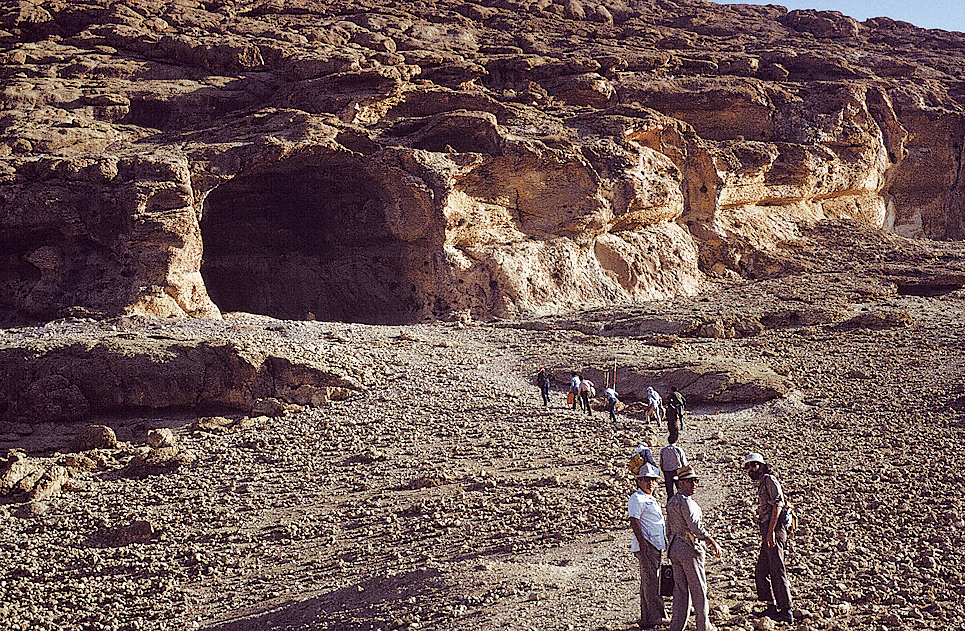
[0,222,963,630]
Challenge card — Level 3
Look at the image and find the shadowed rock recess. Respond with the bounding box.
[2,0,965,324]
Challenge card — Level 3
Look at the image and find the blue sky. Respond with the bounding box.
[715,1,964,34]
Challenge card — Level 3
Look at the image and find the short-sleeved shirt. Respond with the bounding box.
[604,387,618,402]
[628,489,667,553]
[666,492,711,542]
[659,444,688,472]
[579,379,594,393]
[570,377,581,390]
[757,474,785,529]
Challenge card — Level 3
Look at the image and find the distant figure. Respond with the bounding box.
[744,453,794,625]
[569,374,581,410]
[666,386,686,434]
[645,387,663,427]
[629,441,658,472]
[604,385,619,423]
[628,462,667,629]
[666,466,722,631]
[578,378,595,415]
[536,367,550,406]
[659,437,689,499]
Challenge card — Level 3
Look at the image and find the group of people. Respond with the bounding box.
[534,369,684,432]
[627,447,795,630]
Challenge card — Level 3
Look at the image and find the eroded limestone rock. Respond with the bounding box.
[1,0,964,324]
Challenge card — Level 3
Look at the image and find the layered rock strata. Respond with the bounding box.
[1,0,964,323]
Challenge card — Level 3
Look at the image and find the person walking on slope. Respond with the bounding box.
[629,441,658,473]
[569,374,581,410]
[604,384,620,423]
[645,387,663,427]
[665,386,686,437]
[578,377,595,415]
[666,466,722,631]
[744,453,794,625]
[628,463,667,629]
[659,437,689,499]
[536,367,551,406]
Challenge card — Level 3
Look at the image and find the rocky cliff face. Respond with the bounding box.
[2,0,964,324]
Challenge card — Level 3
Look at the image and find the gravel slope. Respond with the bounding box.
[2,223,965,631]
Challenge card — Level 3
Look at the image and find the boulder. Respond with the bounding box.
[146,428,177,448]
[73,424,117,451]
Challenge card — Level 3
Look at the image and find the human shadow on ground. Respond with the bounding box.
[199,568,453,631]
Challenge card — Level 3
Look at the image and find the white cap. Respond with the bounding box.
[744,452,765,466]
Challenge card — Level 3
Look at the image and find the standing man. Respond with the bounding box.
[628,462,667,630]
[578,377,595,416]
[536,367,551,406]
[666,387,686,437]
[744,453,794,624]
[604,384,620,423]
[569,374,581,410]
[666,466,722,631]
[659,437,688,499]
[645,387,663,427]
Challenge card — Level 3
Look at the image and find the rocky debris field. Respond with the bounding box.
[2,221,965,631]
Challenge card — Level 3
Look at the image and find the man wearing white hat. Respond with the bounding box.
[628,462,667,629]
[744,452,794,625]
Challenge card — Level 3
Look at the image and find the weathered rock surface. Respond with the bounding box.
[2,0,964,324]
[0,314,373,421]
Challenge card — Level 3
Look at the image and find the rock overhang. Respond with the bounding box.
[2,0,965,325]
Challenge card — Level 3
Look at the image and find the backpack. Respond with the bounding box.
[779,504,797,535]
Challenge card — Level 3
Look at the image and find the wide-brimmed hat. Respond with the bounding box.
[635,462,660,479]
[674,465,698,481]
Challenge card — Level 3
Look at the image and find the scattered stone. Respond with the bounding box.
[147,428,177,448]
[73,425,117,451]
[124,447,196,477]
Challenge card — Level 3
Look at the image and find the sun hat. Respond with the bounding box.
[636,462,660,478]
[744,453,766,467]
[674,465,698,481]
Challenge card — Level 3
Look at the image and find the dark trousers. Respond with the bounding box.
[580,392,590,414]
[540,384,549,405]
[662,469,677,499]
[607,398,616,422]
[635,542,665,628]
[755,528,792,611]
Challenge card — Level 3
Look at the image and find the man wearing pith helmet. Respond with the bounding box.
[628,462,666,629]
[744,452,794,624]
[666,465,722,631]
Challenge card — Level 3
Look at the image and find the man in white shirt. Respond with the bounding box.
[645,387,663,426]
[628,462,667,629]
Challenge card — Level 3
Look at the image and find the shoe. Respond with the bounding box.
[772,609,794,624]
[755,604,778,619]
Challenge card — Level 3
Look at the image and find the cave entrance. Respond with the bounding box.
[199,159,419,324]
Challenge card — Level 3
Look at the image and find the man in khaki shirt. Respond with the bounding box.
[744,452,794,624]
[665,466,722,631]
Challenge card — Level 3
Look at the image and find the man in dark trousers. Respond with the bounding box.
[666,386,686,436]
[535,367,550,406]
[659,437,688,499]
[628,462,667,629]
[744,452,794,624]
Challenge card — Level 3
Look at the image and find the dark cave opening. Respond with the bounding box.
[199,161,420,324]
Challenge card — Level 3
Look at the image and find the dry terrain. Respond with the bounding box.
[2,221,965,631]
